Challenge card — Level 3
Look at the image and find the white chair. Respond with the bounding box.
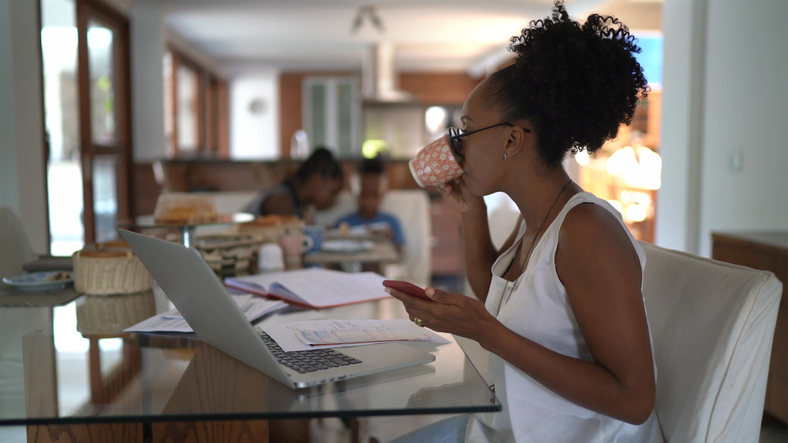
[640,242,782,442]
[314,190,432,287]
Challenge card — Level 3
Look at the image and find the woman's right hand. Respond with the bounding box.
[435,176,485,214]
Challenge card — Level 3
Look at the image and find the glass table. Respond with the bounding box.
[128,213,254,248]
[0,286,499,442]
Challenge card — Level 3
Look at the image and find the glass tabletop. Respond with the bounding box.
[0,287,499,426]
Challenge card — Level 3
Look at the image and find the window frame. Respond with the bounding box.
[164,48,228,157]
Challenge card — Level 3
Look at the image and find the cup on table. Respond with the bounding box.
[408,132,464,187]
[277,230,314,270]
[258,243,284,273]
[302,225,325,254]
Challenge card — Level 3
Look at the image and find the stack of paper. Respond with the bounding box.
[225,268,390,309]
[260,318,451,352]
[123,294,286,333]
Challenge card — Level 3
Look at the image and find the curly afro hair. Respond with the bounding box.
[487,0,649,168]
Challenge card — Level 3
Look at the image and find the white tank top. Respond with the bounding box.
[465,192,663,443]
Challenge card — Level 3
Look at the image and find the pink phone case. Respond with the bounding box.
[382,280,431,301]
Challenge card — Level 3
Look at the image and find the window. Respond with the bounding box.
[303,77,360,157]
[41,0,131,252]
[163,50,227,157]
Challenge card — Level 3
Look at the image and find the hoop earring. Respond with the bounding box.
[503,152,508,161]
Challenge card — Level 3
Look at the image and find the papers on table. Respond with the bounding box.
[225,268,390,309]
[124,294,286,333]
[260,318,451,352]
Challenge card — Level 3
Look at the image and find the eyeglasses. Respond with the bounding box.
[448,122,531,158]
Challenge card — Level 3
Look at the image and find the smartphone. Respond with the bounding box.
[382,280,431,301]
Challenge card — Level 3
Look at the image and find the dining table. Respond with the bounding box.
[0,276,499,442]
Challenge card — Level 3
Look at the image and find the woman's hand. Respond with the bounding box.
[385,286,498,342]
[435,176,485,214]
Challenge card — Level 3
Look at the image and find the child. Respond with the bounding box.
[335,156,404,253]
[244,147,344,222]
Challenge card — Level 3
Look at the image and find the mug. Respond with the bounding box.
[302,225,325,254]
[409,132,464,187]
[277,230,314,270]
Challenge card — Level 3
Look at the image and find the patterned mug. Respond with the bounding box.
[408,132,464,187]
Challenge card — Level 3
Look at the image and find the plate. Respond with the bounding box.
[320,240,375,254]
[2,271,74,292]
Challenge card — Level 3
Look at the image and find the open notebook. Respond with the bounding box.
[225,268,391,309]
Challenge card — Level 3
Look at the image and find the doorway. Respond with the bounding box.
[41,0,132,254]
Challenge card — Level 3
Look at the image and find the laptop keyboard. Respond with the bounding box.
[259,331,362,374]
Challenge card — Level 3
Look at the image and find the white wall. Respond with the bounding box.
[655,0,705,252]
[0,0,49,253]
[129,3,166,162]
[229,69,280,159]
[656,0,788,256]
[697,0,788,256]
[130,5,226,162]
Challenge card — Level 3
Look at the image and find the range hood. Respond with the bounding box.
[361,42,418,104]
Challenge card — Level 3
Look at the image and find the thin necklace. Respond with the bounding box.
[496,178,573,315]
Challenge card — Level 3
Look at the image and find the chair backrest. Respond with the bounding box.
[639,241,782,442]
[314,190,432,287]
[0,206,35,277]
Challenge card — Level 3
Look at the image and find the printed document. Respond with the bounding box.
[124,294,287,333]
[260,318,451,352]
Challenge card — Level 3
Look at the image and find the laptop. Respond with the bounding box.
[119,229,435,389]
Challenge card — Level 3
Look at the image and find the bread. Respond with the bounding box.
[153,193,218,224]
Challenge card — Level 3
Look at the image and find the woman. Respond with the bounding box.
[244,147,344,221]
[386,2,663,442]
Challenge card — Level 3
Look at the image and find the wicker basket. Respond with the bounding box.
[72,245,154,295]
[76,291,156,336]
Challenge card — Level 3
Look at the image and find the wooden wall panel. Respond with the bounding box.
[154,159,418,194]
[399,72,482,105]
[279,73,303,159]
[217,81,230,158]
[132,163,161,216]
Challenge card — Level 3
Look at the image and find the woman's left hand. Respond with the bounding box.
[385,286,498,342]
